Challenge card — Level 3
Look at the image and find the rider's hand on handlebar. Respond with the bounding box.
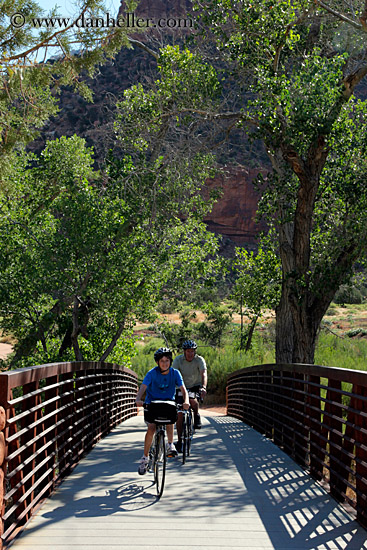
[136,400,144,407]
[200,387,207,399]
[183,402,190,410]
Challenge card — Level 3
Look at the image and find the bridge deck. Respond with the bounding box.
[7,412,367,550]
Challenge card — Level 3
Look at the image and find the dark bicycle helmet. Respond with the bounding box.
[154,347,173,364]
[182,339,197,350]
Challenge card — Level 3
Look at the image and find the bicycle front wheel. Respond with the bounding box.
[154,430,166,498]
[187,410,194,457]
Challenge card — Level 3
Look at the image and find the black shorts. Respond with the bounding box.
[144,401,177,424]
[175,385,201,404]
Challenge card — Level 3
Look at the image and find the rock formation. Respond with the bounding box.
[32,0,266,249]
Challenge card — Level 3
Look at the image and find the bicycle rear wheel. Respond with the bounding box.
[182,414,189,464]
[154,430,166,498]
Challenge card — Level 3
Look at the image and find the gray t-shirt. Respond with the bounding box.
[172,354,206,388]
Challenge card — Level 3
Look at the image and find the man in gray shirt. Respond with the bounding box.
[172,340,207,451]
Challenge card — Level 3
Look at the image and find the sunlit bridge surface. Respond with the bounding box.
[8,413,367,550]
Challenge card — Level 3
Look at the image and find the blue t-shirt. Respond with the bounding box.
[143,366,184,404]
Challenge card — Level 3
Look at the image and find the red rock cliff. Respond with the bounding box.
[204,167,266,245]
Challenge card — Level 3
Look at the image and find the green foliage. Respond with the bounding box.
[197,303,233,347]
[325,304,338,316]
[156,299,179,315]
[191,0,367,362]
[0,129,221,365]
[334,285,365,305]
[232,244,281,316]
[231,241,281,350]
[0,35,225,367]
[0,0,133,188]
[155,303,233,349]
[315,332,367,370]
[130,306,367,402]
[131,332,275,402]
[114,44,220,223]
[155,309,197,351]
[345,328,367,338]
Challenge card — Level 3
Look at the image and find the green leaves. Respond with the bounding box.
[157,45,220,104]
[0,130,221,366]
[232,242,281,319]
[0,0,133,186]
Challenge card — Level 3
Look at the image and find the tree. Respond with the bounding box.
[0,129,220,366]
[198,0,367,364]
[197,302,233,347]
[0,3,224,367]
[0,0,134,188]
[126,0,367,364]
[231,242,281,351]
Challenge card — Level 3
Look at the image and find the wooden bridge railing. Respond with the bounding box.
[227,363,367,528]
[0,361,138,547]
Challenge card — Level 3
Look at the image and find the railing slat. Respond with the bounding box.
[0,361,138,548]
[227,363,367,530]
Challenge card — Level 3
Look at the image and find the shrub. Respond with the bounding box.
[345,328,367,338]
[334,285,364,304]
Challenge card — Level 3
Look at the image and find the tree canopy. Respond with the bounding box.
[110,0,367,363]
[0,1,225,368]
[0,132,220,366]
[5,0,367,366]
[0,0,135,187]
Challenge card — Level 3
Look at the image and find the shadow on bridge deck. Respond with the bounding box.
[6,413,367,550]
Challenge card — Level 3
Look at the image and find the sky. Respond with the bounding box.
[37,0,122,17]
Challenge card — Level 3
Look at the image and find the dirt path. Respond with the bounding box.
[0,343,12,359]
[201,404,226,416]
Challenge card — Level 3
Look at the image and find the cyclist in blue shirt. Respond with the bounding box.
[136,347,189,475]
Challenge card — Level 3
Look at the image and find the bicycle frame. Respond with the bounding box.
[177,405,194,464]
[145,399,177,498]
[148,423,167,498]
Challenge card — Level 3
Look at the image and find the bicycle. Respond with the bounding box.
[177,387,203,464]
[145,400,177,499]
[180,405,194,464]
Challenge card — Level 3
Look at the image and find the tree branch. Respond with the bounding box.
[361,0,367,29]
[100,319,126,361]
[273,8,314,73]
[1,5,89,64]
[159,108,247,122]
[316,0,363,30]
[128,38,158,59]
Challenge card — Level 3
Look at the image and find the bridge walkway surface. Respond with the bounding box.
[6,411,367,550]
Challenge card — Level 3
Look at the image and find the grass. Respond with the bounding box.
[315,331,367,371]
[131,309,367,404]
[132,331,275,404]
[3,301,367,402]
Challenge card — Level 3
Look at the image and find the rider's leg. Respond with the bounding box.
[190,397,202,428]
[143,423,156,456]
[166,424,178,456]
[190,396,198,415]
[166,423,174,444]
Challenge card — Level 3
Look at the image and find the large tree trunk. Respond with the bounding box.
[276,255,357,364]
[276,284,324,365]
[275,284,294,364]
[270,62,367,366]
[273,140,327,364]
[289,292,321,364]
